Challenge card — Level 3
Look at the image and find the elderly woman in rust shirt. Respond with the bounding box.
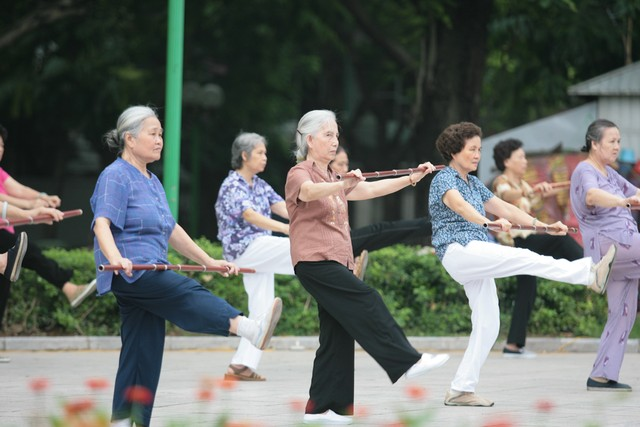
[285,109,449,425]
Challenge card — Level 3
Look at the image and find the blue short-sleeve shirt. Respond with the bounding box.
[90,158,176,295]
[215,171,284,261]
[429,166,494,259]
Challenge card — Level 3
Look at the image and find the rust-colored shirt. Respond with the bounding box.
[285,159,355,269]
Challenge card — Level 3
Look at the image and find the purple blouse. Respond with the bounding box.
[90,158,176,295]
[215,171,283,261]
[570,162,638,261]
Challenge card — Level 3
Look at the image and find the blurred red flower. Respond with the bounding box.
[404,384,428,400]
[85,377,110,391]
[197,388,215,401]
[535,399,555,413]
[482,418,514,427]
[64,398,95,416]
[29,377,50,393]
[124,385,153,405]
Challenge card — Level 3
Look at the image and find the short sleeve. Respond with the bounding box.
[90,169,129,231]
[285,165,312,207]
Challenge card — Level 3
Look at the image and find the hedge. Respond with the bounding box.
[1,239,623,340]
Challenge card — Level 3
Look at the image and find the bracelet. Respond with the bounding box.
[532,218,538,227]
[38,192,48,198]
[408,173,417,187]
[1,201,7,220]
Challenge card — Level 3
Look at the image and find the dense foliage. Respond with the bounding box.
[1,1,639,243]
[2,241,618,340]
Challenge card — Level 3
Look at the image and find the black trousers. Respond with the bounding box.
[508,234,583,347]
[0,230,73,329]
[295,261,421,416]
[350,217,432,255]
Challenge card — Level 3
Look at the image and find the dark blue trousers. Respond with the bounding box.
[110,271,242,426]
[295,261,421,416]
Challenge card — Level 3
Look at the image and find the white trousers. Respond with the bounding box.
[442,241,593,392]
[230,235,294,369]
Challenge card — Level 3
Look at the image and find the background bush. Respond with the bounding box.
[2,240,629,340]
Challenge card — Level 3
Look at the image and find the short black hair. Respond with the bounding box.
[0,124,7,142]
[493,138,523,172]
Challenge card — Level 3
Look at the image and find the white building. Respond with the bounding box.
[479,61,640,182]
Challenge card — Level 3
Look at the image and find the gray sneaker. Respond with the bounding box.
[589,244,617,294]
[444,389,494,407]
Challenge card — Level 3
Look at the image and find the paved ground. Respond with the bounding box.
[1,337,639,426]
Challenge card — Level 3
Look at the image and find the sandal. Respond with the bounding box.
[224,364,266,381]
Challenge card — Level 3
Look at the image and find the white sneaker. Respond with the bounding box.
[251,297,283,350]
[303,410,353,425]
[405,353,450,379]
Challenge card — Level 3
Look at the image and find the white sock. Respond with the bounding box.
[111,419,131,427]
[236,316,259,343]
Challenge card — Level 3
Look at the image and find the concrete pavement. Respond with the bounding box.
[1,336,639,426]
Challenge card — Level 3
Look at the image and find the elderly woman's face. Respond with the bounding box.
[308,121,339,163]
[503,148,527,177]
[592,126,621,166]
[244,142,267,174]
[127,117,163,163]
[451,135,482,174]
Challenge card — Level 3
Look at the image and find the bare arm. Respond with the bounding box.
[442,189,493,226]
[347,162,438,201]
[298,178,360,202]
[270,201,289,220]
[169,224,239,275]
[243,207,289,235]
[3,176,61,207]
[93,217,133,276]
[586,188,640,208]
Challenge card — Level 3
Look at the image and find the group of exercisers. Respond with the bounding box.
[67,106,639,425]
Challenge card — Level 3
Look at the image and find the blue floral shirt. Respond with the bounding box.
[90,158,176,295]
[428,166,494,259]
[215,171,283,261]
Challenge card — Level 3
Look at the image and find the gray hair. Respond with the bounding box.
[231,132,267,169]
[294,110,336,162]
[103,106,158,155]
[582,119,618,153]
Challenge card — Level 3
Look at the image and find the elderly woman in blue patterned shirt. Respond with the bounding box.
[428,121,617,408]
[91,107,282,427]
[215,132,294,381]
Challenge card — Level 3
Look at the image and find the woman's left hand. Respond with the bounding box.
[412,162,438,184]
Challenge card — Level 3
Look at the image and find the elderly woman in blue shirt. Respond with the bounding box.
[91,106,282,427]
[215,132,293,381]
[428,121,617,408]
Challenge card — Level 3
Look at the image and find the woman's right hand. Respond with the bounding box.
[491,217,512,232]
[110,257,133,277]
[624,195,640,207]
[28,207,64,224]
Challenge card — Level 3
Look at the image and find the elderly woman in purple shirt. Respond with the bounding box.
[215,132,293,381]
[91,106,282,427]
[570,119,640,392]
